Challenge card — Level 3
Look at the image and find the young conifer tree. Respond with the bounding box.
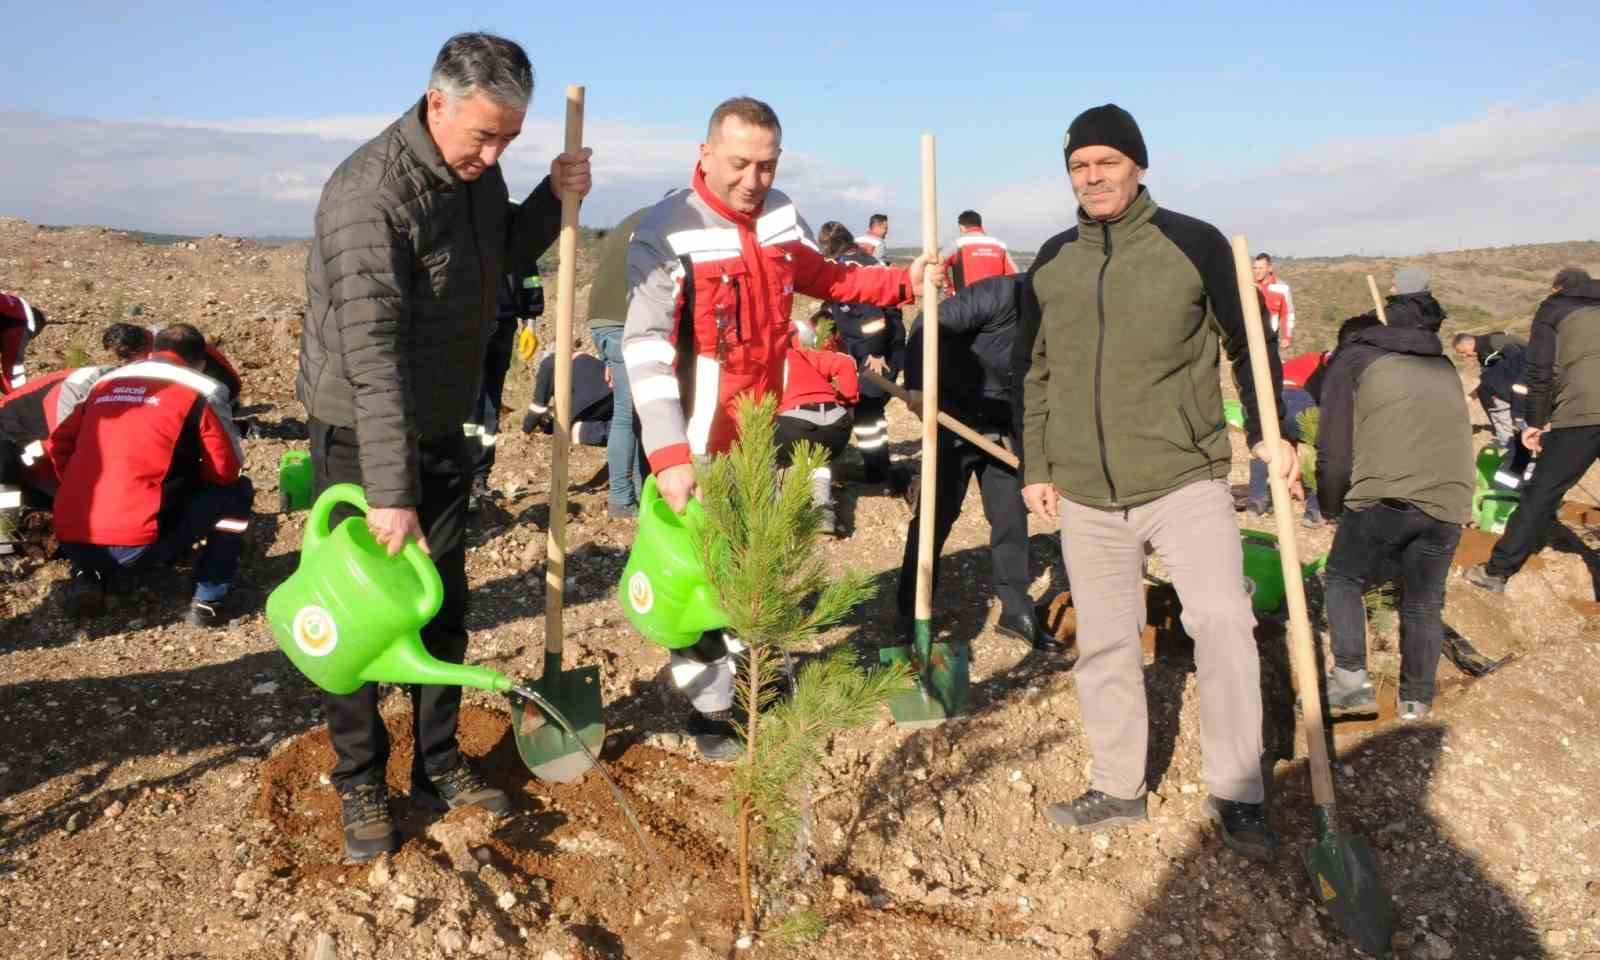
[696,393,911,932]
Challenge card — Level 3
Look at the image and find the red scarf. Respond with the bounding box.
[692,165,775,326]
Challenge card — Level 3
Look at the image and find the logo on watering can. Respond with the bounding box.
[291,606,339,657]
[627,571,654,614]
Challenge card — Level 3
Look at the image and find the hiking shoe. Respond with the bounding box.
[423,761,512,816]
[686,709,743,763]
[1463,563,1507,594]
[339,783,399,862]
[1044,789,1147,832]
[466,476,494,515]
[1398,699,1431,721]
[66,569,106,618]
[1326,667,1377,717]
[1204,796,1278,862]
[607,502,638,520]
[186,597,226,628]
[816,503,839,537]
[1301,512,1325,528]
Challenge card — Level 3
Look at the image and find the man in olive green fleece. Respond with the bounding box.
[586,206,651,518]
[1014,104,1295,862]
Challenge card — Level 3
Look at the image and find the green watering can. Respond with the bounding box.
[278,450,313,514]
[1241,529,1328,612]
[267,483,513,696]
[1473,490,1520,534]
[617,475,728,649]
[1473,446,1502,493]
[1223,399,1246,431]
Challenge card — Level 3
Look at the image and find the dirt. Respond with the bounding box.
[5,218,1600,959]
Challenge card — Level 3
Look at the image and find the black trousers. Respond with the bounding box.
[309,418,472,792]
[1489,424,1600,577]
[1323,500,1462,703]
[853,395,890,481]
[471,319,519,482]
[897,429,1030,618]
[775,408,853,466]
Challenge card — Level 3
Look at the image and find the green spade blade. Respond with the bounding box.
[1303,805,1398,957]
[511,654,605,783]
[881,621,970,729]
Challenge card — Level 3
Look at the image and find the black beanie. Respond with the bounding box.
[1064,104,1148,169]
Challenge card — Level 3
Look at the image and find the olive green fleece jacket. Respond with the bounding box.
[1014,188,1280,508]
[585,207,650,332]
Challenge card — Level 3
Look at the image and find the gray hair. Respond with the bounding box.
[428,33,534,110]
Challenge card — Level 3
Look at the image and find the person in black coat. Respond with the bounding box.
[817,221,906,486]
[897,274,1057,651]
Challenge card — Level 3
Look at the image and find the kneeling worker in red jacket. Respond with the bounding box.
[776,314,860,536]
[51,323,252,625]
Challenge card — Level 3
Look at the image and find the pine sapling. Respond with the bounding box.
[695,394,911,933]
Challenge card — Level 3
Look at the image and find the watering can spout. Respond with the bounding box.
[358,634,513,693]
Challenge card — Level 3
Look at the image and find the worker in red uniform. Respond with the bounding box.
[941,210,1018,293]
[776,314,859,536]
[50,324,252,626]
[1253,253,1297,350]
[623,95,932,760]
[1,291,46,397]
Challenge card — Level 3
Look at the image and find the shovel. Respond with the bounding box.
[1235,237,1398,956]
[883,134,970,729]
[511,85,606,783]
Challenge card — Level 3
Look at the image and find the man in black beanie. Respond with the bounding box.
[1015,103,1294,861]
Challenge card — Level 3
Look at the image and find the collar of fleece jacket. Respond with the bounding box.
[1073,186,1158,248]
[1348,321,1446,358]
[691,163,777,321]
[1381,291,1448,333]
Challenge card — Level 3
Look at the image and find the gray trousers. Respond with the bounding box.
[1059,479,1264,803]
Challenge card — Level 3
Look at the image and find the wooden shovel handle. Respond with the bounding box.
[544,85,584,661]
[914,135,939,623]
[861,368,1018,469]
[1366,274,1388,325]
[1234,236,1337,808]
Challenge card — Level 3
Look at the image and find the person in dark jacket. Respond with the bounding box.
[817,221,906,487]
[1317,267,1473,722]
[466,269,543,512]
[296,32,592,861]
[897,274,1057,649]
[1466,270,1600,594]
[520,349,613,446]
[1452,329,1529,452]
[1017,105,1294,860]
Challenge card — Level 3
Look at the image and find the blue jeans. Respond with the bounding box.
[592,326,641,509]
[61,477,254,602]
[1248,387,1321,519]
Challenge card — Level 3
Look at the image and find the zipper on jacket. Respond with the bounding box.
[1093,223,1118,505]
[730,275,745,342]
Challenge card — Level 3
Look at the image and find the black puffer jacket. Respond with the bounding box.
[1524,279,1600,430]
[905,275,1022,432]
[298,96,562,506]
[827,249,906,400]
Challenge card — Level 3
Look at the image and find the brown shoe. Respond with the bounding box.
[339,784,399,862]
[427,762,512,816]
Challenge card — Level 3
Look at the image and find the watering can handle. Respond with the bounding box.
[403,540,446,622]
[305,482,369,554]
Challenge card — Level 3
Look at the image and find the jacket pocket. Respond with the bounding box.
[693,260,749,351]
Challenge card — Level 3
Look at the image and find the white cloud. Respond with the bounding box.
[974,98,1600,255]
[0,108,906,242]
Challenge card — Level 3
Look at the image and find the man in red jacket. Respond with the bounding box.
[1,291,46,397]
[941,210,1018,293]
[623,95,931,759]
[1,363,105,555]
[51,324,252,625]
[777,314,859,536]
[1253,253,1296,350]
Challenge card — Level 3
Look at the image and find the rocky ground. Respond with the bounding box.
[2,218,1599,959]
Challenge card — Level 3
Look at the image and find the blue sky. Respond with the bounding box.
[4,0,1598,254]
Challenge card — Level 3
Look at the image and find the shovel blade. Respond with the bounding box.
[880,631,970,729]
[512,663,605,784]
[1304,827,1397,956]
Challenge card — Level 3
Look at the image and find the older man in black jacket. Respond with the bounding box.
[897,275,1055,649]
[297,32,591,861]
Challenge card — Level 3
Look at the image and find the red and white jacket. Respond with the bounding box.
[0,365,110,493]
[623,167,914,472]
[50,353,244,546]
[1256,272,1296,345]
[941,231,1017,293]
[1,292,46,396]
[780,347,860,413]
[1281,351,1327,390]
